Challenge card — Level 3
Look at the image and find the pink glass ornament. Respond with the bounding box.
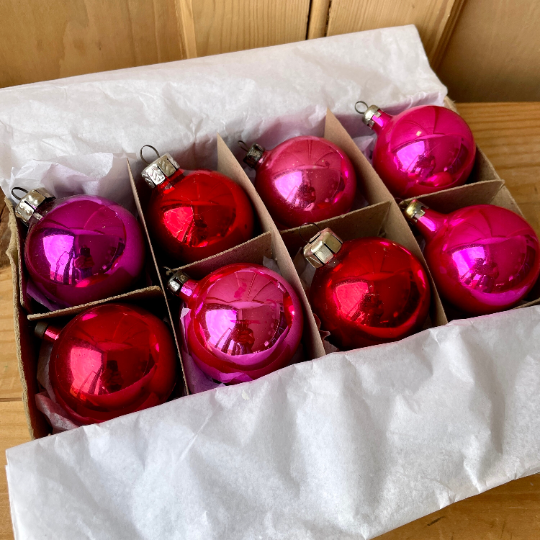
[243,136,357,229]
[304,228,430,349]
[168,263,303,384]
[141,148,254,264]
[39,303,178,425]
[15,188,145,309]
[404,200,540,315]
[358,103,476,198]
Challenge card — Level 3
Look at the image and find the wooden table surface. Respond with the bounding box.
[0,102,539,539]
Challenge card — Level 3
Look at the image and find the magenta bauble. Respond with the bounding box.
[168,263,303,383]
[15,188,145,309]
[404,200,540,315]
[359,103,476,198]
[304,228,430,349]
[243,136,357,229]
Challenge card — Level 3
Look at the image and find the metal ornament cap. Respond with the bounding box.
[362,105,382,128]
[403,199,427,222]
[310,236,431,350]
[14,188,54,225]
[172,263,304,384]
[141,152,181,188]
[243,143,265,169]
[46,303,177,425]
[303,228,343,268]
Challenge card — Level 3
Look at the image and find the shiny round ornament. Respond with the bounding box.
[243,136,357,229]
[304,228,430,349]
[14,188,145,309]
[38,303,177,424]
[141,147,254,264]
[358,103,476,198]
[404,200,540,315]
[168,263,303,384]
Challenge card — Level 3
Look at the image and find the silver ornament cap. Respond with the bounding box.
[140,145,181,188]
[13,187,54,226]
[303,227,343,268]
[243,143,265,169]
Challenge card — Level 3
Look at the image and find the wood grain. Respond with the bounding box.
[2,103,540,538]
[324,0,464,62]
[190,0,311,57]
[0,0,186,88]
[437,0,540,102]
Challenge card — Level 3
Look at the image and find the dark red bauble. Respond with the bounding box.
[305,230,430,349]
[142,151,254,264]
[404,200,540,315]
[360,104,476,198]
[43,303,177,424]
[168,263,304,384]
[243,136,357,229]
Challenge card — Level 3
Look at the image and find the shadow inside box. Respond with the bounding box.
[400,179,540,321]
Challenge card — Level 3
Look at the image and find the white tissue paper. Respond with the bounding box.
[7,307,540,539]
[5,25,535,540]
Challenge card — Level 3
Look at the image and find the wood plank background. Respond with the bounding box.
[1,0,539,101]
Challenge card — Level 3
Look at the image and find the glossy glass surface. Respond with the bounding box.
[255,136,357,229]
[417,204,540,315]
[49,303,177,424]
[310,238,430,349]
[179,263,303,384]
[25,195,144,308]
[372,106,476,198]
[147,169,254,264]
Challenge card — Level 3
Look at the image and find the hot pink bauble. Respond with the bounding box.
[16,189,145,309]
[304,229,430,349]
[243,136,357,229]
[404,201,540,315]
[361,104,476,198]
[168,263,304,384]
[42,303,177,425]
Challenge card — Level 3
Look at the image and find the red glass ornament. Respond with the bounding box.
[304,229,430,349]
[243,136,357,229]
[14,188,145,309]
[359,103,476,198]
[141,149,254,264]
[40,303,177,424]
[168,263,303,384]
[404,200,540,315]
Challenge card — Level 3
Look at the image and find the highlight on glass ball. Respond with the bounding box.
[403,200,540,315]
[356,101,476,199]
[36,303,178,425]
[167,263,304,384]
[141,145,255,264]
[241,135,357,229]
[303,227,431,349]
[13,187,145,309]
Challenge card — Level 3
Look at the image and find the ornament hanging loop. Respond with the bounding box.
[355,101,369,115]
[297,222,322,243]
[140,145,161,165]
[11,187,28,201]
[238,140,250,152]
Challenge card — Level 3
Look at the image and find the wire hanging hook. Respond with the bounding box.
[355,100,369,115]
[297,222,322,244]
[140,145,161,164]
[238,140,250,152]
[11,187,28,201]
